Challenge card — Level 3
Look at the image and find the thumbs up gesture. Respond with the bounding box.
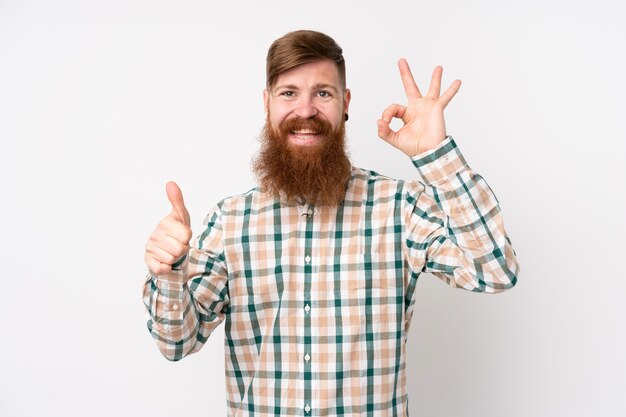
[145,181,193,275]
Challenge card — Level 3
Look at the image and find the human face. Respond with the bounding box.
[263,59,351,147]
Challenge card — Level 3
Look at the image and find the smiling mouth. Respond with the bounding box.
[289,129,321,145]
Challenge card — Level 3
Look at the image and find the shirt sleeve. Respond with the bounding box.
[142,205,230,361]
[402,136,519,293]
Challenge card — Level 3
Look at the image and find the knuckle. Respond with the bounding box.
[146,258,159,273]
[164,252,177,265]
[151,261,171,275]
[147,234,161,247]
[175,243,189,259]
[172,242,183,255]
[160,264,172,274]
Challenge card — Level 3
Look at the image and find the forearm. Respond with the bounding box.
[407,137,519,293]
[143,205,230,359]
[142,257,203,361]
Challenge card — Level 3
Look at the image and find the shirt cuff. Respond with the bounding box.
[144,276,186,330]
[410,136,469,185]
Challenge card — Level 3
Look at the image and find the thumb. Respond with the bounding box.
[166,181,190,226]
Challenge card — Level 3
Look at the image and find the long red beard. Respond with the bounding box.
[253,116,351,207]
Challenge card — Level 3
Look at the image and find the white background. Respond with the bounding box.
[1,0,625,416]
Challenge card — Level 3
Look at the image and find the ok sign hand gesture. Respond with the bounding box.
[377,59,462,157]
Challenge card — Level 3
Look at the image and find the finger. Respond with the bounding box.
[146,243,180,266]
[426,66,443,98]
[377,118,398,145]
[151,233,190,260]
[398,58,422,99]
[146,256,172,275]
[381,103,407,123]
[159,217,193,244]
[439,79,462,108]
[166,181,190,226]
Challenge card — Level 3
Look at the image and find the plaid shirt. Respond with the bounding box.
[143,137,519,417]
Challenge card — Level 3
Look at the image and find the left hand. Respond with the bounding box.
[377,59,461,157]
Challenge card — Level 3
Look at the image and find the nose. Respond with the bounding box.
[294,96,318,119]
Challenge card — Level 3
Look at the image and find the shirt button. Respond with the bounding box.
[304,304,311,313]
[171,304,179,311]
[304,404,311,413]
[305,255,311,264]
[307,208,313,216]
[304,353,311,362]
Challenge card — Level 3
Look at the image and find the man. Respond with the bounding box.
[143,30,518,416]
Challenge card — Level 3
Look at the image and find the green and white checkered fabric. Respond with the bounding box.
[143,137,519,416]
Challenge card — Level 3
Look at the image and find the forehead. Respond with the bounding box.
[272,59,341,89]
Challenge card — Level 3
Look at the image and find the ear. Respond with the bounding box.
[263,89,269,113]
[343,88,352,114]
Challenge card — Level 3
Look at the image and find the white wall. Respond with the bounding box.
[1,0,624,416]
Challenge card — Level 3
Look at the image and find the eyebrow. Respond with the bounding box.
[273,83,340,94]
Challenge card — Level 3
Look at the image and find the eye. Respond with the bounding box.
[317,90,332,98]
[280,90,295,97]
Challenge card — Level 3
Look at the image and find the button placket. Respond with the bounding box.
[302,204,314,416]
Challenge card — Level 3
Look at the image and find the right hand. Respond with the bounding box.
[145,181,193,275]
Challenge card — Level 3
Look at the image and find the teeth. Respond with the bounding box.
[292,129,318,135]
